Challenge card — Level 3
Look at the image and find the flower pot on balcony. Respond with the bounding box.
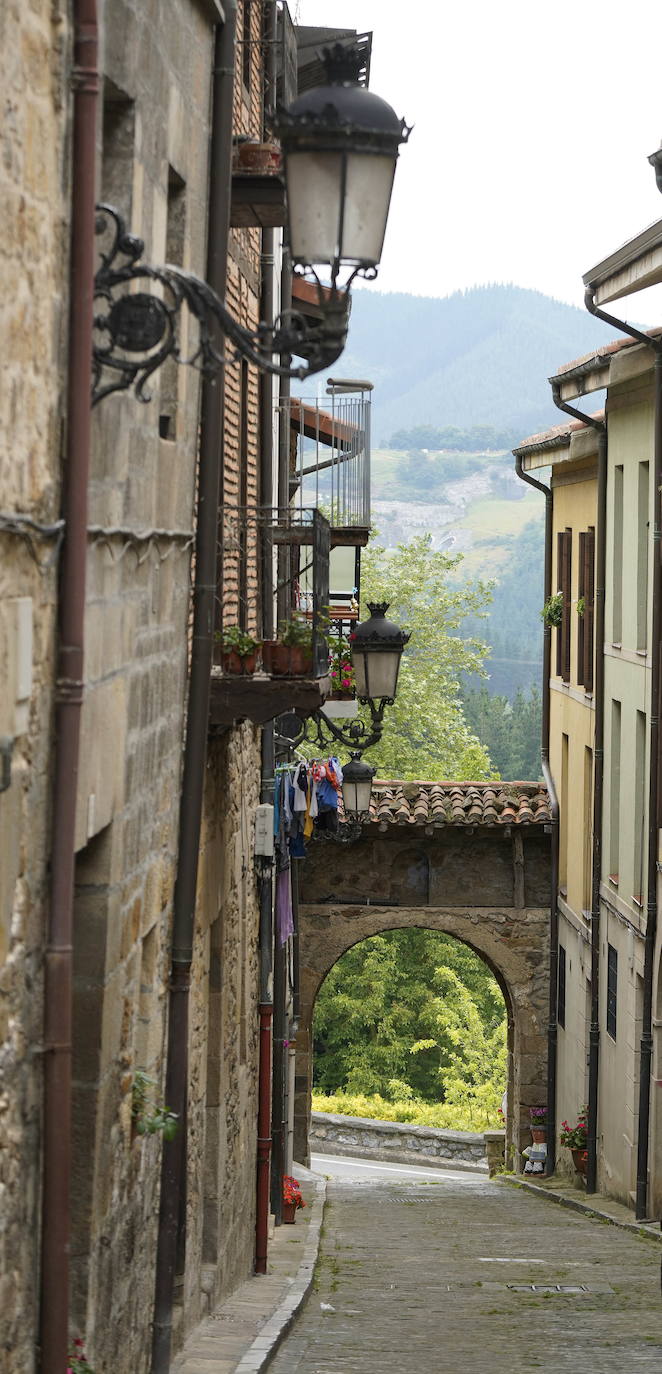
[261,641,313,677]
[221,650,257,675]
[237,140,281,173]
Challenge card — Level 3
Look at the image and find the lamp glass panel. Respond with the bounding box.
[285,151,342,264]
[363,650,401,700]
[341,151,397,265]
[351,649,369,698]
[342,779,359,814]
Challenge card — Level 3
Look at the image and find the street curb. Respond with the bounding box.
[233,1176,327,1373]
[499,1174,662,1243]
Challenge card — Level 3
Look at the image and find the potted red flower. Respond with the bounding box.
[560,1107,588,1176]
[262,617,314,677]
[282,1174,305,1223]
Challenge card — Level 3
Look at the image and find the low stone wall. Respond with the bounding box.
[310,1111,487,1172]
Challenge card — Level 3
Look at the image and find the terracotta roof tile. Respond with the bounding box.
[353,781,551,831]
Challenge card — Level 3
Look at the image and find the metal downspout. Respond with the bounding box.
[151,10,237,1370]
[39,5,98,1370]
[584,291,662,1217]
[514,456,559,1172]
[254,0,277,1276]
[550,378,607,1195]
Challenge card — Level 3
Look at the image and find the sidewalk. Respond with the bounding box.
[502,1171,662,1243]
[171,1170,325,1374]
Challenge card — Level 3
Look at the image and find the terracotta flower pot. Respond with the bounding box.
[261,641,313,676]
[237,141,281,173]
[221,650,257,675]
[571,1147,588,1176]
[282,1201,297,1224]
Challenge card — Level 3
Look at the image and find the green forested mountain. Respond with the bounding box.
[340,283,614,441]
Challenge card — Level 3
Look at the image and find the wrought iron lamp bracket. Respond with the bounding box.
[92,205,350,405]
[294,695,391,757]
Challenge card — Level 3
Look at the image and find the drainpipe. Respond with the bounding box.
[584,291,662,1219]
[549,377,607,1195]
[151,10,236,1370]
[514,455,559,1172]
[254,0,278,1276]
[39,5,98,1371]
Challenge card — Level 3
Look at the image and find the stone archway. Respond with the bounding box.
[292,782,552,1169]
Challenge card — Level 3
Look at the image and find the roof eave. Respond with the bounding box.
[583,217,662,304]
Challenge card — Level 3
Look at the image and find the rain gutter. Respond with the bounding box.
[513,449,559,1172]
[39,4,98,1370]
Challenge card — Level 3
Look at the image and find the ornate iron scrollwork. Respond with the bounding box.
[275,696,390,758]
[92,204,351,405]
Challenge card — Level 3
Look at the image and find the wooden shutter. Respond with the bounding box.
[558,529,572,684]
[577,532,587,687]
[584,528,595,693]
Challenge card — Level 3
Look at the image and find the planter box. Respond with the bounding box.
[221,650,257,675]
[261,641,313,677]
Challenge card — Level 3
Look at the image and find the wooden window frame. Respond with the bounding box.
[577,528,595,691]
[556,529,572,682]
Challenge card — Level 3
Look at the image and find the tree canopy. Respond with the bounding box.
[358,533,496,780]
[313,929,506,1118]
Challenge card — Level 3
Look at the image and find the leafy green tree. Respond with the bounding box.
[313,929,505,1106]
[461,683,541,780]
[358,534,496,780]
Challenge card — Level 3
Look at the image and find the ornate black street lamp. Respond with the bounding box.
[341,752,376,817]
[92,45,409,404]
[275,44,411,291]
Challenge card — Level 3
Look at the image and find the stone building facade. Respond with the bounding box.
[1,3,70,1369]
[0,1,286,1369]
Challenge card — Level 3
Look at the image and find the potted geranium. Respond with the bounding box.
[560,1107,588,1176]
[217,626,260,675]
[282,1174,305,1223]
[328,641,355,699]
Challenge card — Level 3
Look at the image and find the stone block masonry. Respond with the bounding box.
[310,1112,488,1170]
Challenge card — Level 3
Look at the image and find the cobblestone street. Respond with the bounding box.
[270,1165,662,1373]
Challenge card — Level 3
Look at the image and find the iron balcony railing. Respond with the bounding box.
[282,380,372,534]
[215,505,330,678]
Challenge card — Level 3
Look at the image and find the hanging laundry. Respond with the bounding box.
[275,866,294,945]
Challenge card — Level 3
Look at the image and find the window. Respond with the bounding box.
[101,79,135,221]
[612,465,624,644]
[637,461,649,652]
[556,529,572,682]
[558,944,566,1030]
[606,943,618,1040]
[577,528,595,691]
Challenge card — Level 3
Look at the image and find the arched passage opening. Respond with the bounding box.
[294,902,548,1169]
[311,926,513,1145]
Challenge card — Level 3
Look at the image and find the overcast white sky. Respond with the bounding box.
[294,0,662,322]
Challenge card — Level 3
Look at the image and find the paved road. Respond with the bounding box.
[271,1155,662,1373]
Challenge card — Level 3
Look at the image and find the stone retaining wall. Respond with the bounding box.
[310,1112,488,1172]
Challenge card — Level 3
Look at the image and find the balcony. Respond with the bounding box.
[209,506,331,728]
[283,380,372,546]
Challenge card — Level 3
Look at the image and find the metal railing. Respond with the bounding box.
[282,380,372,532]
[215,505,330,677]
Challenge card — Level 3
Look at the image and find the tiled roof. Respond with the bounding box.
[358,781,551,829]
[514,412,604,455]
[552,326,662,380]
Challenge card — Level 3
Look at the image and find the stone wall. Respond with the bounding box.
[0,4,69,1369]
[310,1112,488,1171]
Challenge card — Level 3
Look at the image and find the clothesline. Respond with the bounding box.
[273,758,344,946]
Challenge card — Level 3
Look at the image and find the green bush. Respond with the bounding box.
[311,1089,502,1133]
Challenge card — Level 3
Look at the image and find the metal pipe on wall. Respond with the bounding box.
[151,8,237,1369]
[514,455,559,1171]
[39,4,98,1369]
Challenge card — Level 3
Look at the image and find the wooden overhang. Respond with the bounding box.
[209,670,331,728]
[229,172,287,229]
[583,217,662,305]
